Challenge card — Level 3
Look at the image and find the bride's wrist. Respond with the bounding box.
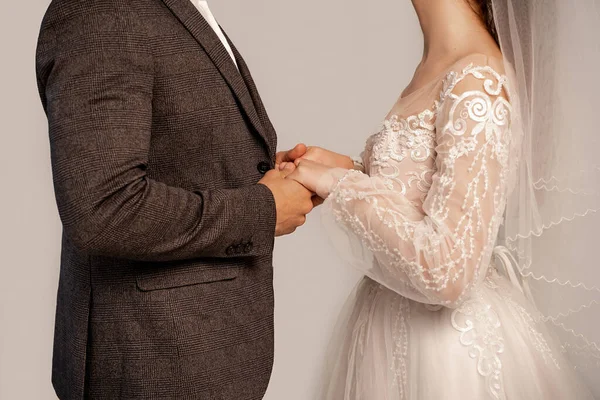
[350,156,364,172]
[315,167,350,199]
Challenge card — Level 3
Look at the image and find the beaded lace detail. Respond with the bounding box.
[327,63,512,306]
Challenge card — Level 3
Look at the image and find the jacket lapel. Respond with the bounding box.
[160,0,271,153]
[225,34,278,159]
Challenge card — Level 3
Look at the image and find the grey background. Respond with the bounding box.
[0,1,421,399]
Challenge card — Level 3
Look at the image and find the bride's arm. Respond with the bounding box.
[292,66,512,308]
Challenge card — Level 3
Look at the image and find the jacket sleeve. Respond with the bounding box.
[35,3,276,262]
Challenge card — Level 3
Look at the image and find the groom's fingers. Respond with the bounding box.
[287,143,307,161]
[276,143,307,164]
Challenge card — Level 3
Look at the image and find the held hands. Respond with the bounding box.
[261,143,352,236]
[276,143,353,199]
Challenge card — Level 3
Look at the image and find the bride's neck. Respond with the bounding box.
[412,0,488,64]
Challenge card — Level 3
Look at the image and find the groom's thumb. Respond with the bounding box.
[277,143,307,164]
[287,143,307,161]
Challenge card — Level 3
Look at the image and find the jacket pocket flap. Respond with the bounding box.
[136,265,239,291]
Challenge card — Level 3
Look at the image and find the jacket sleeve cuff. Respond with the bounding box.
[218,183,277,258]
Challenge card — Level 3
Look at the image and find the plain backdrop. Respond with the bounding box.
[0,1,421,399]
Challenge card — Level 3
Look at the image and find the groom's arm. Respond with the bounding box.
[35,3,279,262]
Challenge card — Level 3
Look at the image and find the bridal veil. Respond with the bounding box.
[492,0,600,394]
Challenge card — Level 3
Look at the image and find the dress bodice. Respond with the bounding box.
[321,53,514,307]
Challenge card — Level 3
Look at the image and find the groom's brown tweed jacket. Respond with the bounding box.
[36,0,278,398]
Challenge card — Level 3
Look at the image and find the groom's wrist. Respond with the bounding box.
[221,184,277,258]
[202,184,276,259]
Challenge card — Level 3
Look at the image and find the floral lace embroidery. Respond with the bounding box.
[443,64,511,399]
[366,110,437,203]
[329,63,512,304]
[451,287,506,400]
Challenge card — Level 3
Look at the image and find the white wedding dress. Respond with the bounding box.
[317,54,595,400]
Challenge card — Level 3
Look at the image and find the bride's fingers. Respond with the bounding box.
[294,158,318,167]
[285,167,303,183]
[279,162,296,178]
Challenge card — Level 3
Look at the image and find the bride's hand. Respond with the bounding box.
[277,144,353,170]
[299,146,354,170]
[285,159,335,199]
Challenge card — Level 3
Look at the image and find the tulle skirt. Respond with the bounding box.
[319,269,594,399]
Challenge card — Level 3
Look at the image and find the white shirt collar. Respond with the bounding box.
[190,0,239,69]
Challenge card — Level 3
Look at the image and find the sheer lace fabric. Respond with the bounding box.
[322,56,511,307]
[318,54,594,399]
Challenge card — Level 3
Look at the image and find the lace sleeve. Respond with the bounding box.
[321,64,512,307]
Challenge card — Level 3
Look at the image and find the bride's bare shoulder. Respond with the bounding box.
[446,52,506,75]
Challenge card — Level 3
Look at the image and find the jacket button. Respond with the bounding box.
[244,243,253,253]
[257,161,271,174]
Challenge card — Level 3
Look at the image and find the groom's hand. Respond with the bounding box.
[258,170,314,236]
